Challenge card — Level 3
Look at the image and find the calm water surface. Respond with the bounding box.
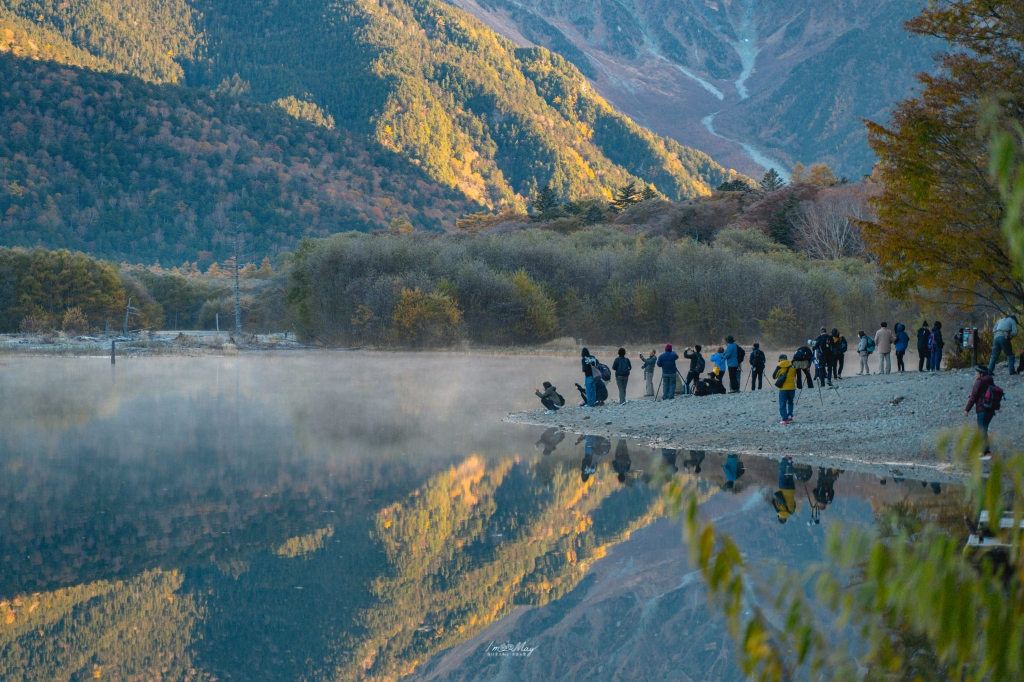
[0,354,963,681]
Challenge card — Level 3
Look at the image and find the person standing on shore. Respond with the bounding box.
[612,348,632,404]
[894,323,910,373]
[749,343,766,390]
[710,346,727,379]
[813,327,834,386]
[640,350,657,396]
[724,336,741,393]
[965,365,1000,460]
[792,343,814,389]
[830,328,846,379]
[917,320,932,371]
[988,314,1018,375]
[929,321,945,371]
[874,322,894,375]
[683,345,705,393]
[857,331,871,375]
[657,344,680,400]
[773,353,797,424]
[581,347,598,407]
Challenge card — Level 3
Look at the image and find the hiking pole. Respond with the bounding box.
[677,371,687,396]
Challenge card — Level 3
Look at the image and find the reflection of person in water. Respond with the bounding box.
[794,463,813,482]
[534,427,564,455]
[578,435,610,482]
[682,450,705,474]
[661,448,678,474]
[612,440,632,483]
[772,456,798,523]
[812,468,840,507]
[807,467,841,524]
[721,454,746,491]
[930,482,941,495]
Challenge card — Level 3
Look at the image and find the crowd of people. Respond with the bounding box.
[533,315,1014,457]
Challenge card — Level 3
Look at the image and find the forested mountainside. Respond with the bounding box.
[447,0,938,178]
[0,56,470,261]
[0,0,740,263]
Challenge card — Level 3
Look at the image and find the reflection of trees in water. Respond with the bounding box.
[0,569,203,681]
[336,453,671,681]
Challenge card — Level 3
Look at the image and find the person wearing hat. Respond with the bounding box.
[965,365,998,460]
[989,314,1018,375]
[773,353,797,424]
[813,326,834,387]
[656,343,680,399]
[580,347,598,407]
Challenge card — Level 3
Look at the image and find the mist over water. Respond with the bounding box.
[0,354,962,680]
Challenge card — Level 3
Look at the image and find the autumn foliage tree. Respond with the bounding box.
[862,0,1024,313]
[389,288,462,347]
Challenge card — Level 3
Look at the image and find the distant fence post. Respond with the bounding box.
[111,340,116,365]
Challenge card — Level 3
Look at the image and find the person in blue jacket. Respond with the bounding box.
[710,346,727,380]
[894,323,910,373]
[656,343,679,399]
[724,335,741,393]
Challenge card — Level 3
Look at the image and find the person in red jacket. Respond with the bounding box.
[965,365,996,460]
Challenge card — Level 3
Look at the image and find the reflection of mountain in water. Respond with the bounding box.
[190,451,682,681]
[0,569,203,681]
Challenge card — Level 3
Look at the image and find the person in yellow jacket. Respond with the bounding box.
[773,354,797,424]
[772,456,799,523]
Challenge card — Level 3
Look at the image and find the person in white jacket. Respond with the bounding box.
[874,322,894,375]
[989,315,1018,375]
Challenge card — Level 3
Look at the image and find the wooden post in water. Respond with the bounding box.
[110,340,116,364]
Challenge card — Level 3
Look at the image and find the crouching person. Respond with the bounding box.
[535,382,564,414]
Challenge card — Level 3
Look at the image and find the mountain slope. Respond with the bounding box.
[0,55,472,261]
[3,0,737,208]
[444,0,939,178]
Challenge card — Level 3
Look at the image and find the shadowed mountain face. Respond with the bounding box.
[445,0,940,178]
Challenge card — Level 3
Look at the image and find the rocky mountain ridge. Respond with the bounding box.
[446,0,939,177]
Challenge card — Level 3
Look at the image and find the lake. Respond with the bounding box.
[0,353,964,681]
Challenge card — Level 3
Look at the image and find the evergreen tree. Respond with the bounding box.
[532,183,560,221]
[717,179,751,192]
[581,203,606,225]
[769,191,800,246]
[760,168,784,192]
[641,184,658,201]
[609,182,641,212]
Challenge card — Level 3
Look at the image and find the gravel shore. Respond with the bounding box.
[507,365,1022,482]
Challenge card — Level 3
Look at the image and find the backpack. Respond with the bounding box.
[736,346,746,363]
[928,332,937,350]
[555,391,566,407]
[865,337,876,354]
[750,348,766,367]
[597,362,611,382]
[793,347,812,362]
[981,384,1004,412]
[837,336,848,353]
[695,355,706,374]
